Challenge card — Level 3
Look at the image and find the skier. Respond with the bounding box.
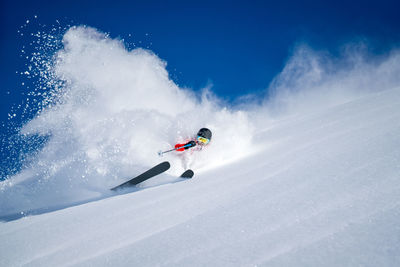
[113,128,212,190]
[158,128,212,156]
[174,128,212,152]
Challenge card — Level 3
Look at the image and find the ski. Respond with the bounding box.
[111,161,170,191]
[180,169,194,179]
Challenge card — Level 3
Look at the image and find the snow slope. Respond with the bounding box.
[1,26,400,266]
[1,86,400,266]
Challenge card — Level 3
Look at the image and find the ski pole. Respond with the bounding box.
[158,143,194,156]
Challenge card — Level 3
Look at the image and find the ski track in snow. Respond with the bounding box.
[1,87,400,266]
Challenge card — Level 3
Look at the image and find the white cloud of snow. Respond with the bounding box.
[0,26,254,215]
[1,26,400,218]
[262,43,400,115]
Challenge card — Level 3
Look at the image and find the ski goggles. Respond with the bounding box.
[197,136,210,145]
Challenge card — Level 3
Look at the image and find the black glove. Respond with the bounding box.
[185,141,196,149]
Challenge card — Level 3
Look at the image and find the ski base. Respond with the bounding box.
[111,161,170,191]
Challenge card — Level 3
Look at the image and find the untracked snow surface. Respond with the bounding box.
[1,27,400,266]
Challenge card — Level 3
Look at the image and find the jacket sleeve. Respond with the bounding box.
[185,141,196,149]
[175,141,196,152]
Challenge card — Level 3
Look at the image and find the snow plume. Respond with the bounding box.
[2,25,400,217]
[0,26,254,216]
[262,43,400,115]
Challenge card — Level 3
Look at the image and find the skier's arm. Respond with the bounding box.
[175,141,196,151]
[185,141,196,149]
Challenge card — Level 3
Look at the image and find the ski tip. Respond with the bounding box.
[180,169,194,179]
[161,161,170,168]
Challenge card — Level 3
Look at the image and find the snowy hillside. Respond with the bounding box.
[1,27,400,266]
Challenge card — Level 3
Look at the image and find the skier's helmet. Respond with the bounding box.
[196,128,212,145]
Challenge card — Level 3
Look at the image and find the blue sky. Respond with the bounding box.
[2,1,400,106]
[1,0,400,177]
